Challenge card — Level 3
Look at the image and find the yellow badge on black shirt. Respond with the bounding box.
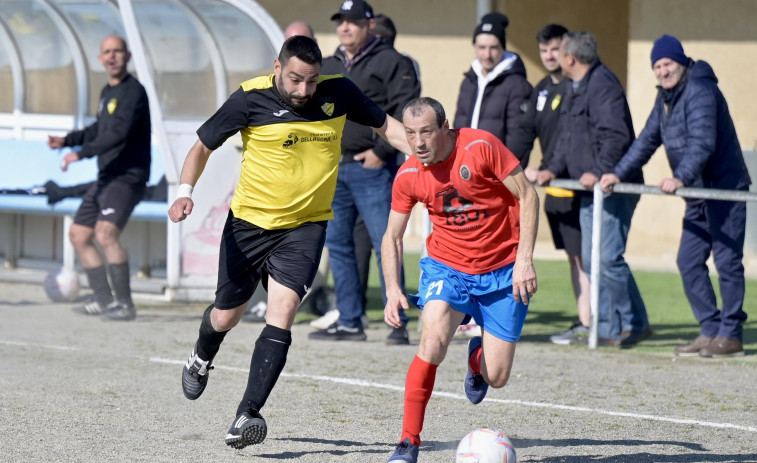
[321,102,334,117]
[551,94,562,111]
[107,98,117,114]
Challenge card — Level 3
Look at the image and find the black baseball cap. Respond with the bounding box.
[330,0,374,21]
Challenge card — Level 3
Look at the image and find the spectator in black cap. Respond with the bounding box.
[309,0,420,345]
[451,12,532,339]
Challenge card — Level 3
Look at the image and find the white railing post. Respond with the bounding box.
[588,183,603,349]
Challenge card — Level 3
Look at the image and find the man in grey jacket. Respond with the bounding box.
[536,32,650,347]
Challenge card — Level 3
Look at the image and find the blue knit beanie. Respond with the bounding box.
[651,34,688,67]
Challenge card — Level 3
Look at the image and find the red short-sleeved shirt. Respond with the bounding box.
[391,128,521,274]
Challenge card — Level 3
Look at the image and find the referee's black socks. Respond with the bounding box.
[237,324,292,415]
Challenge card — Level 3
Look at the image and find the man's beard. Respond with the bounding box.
[277,82,311,108]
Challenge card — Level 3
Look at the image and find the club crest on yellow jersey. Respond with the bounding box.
[107,98,117,114]
[321,102,334,116]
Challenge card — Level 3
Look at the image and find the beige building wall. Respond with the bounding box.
[255,0,756,269]
[625,0,757,268]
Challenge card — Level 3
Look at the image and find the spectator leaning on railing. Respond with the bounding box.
[600,34,752,358]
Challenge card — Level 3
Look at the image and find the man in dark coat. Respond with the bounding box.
[453,12,532,167]
[309,0,420,344]
[601,34,751,357]
[536,32,651,347]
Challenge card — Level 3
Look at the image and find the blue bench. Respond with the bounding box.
[0,139,167,274]
[0,139,166,221]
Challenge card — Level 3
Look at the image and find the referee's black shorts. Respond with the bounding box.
[74,177,146,230]
[214,211,326,309]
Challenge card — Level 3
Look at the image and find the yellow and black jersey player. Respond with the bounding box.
[167,35,411,450]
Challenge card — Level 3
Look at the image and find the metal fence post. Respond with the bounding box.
[588,183,603,349]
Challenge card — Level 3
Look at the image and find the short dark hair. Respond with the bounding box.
[278,35,322,66]
[563,31,598,65]
[403,97,446,127]
[537,24,568,44]
[373,14,397,47]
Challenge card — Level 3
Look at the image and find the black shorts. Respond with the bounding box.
[544,193,582,257]
[74,178,146,230]
[214,211,327,309]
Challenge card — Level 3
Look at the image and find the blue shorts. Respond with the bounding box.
[408,257,528,342]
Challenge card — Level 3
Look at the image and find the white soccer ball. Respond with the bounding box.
[456,428,517,463]
[44,267,81,302]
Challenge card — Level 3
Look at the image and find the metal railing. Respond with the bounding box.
[544,179,757,349]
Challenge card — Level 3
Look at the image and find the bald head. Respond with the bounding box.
[284,21,315,40]
[98,35,131,84]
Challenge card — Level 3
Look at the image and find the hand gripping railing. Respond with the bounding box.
[543,179,757,349]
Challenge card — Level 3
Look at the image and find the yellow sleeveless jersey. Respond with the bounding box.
[197,74,386,229]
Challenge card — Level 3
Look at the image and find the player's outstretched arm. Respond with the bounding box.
[168,139,213,223]
[373,115,412,157]
[381,210,411,328]
[503,166,539,304]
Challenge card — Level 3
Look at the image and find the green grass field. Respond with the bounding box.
[305,253,756,355]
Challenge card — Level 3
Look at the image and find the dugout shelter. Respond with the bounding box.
[0,0,283,300]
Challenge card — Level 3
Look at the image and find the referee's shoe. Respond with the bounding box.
[101,301,136,321]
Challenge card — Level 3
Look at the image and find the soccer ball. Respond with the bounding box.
[44,267,81,302]
[456,428,517,463]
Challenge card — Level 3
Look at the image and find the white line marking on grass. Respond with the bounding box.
[149,357,757,434]
[0,340,81,351]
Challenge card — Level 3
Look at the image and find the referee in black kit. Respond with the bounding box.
[48,35,151,321]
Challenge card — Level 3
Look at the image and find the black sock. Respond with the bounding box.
[84,265,113,306]
[108,262,133,306]
[236,324,291,415]
[196,304,228,361]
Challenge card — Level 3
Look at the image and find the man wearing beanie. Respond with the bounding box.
[451,12,532,340]
[601,34,751,358]
[454,12,532,168]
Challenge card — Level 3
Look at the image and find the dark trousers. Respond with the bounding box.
[676,199,747,341]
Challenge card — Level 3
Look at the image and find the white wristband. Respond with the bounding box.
[176,183,193,199]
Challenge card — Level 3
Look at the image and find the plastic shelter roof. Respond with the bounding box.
[0,0,282,127]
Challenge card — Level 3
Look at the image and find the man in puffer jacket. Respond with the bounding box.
[601,34,751,358]
[454,12,533,167]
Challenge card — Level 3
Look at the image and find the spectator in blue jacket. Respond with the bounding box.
[536,32,651,347]
[600,34,751,357]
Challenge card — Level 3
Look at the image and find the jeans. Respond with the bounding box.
[676,198,747,341]
[580,193,649,340]
[326,162,406,328]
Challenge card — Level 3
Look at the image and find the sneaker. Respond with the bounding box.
[72,299,107,315]
[225,409,267,449]
[182,345,214,400]
[308,323,367,341]
[242,301,267,323]
[100,301,136,321]
[549,322,589,345]
[388,438,419,463]
[699,336,744,358]
[309,309,339,329]
[386,325,410,345]
[455,320,482,338]
[464,336,488,404]
[674,335,714,356]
